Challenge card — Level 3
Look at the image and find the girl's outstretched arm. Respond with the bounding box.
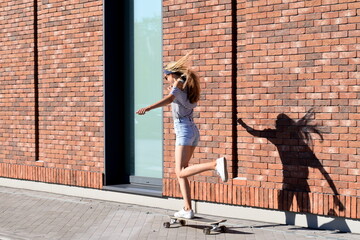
[136,79,183,115]
[136,94,175,115]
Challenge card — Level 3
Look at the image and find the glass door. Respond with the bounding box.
[133,0,162,181]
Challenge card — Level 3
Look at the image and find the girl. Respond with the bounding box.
[136,52,228,219]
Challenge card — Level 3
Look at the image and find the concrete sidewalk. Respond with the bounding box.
[0,185,358,240]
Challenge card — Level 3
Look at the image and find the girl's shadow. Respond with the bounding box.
[238,108,345,226]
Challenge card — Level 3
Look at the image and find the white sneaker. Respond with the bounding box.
[216,157,228,182]
[174,208,194,219]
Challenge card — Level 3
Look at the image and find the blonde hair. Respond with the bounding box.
[164,51,200,103]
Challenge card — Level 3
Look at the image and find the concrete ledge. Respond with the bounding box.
[0,177,359,234]
[0,178,184,211]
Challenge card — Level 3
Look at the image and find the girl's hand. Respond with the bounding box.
[136,107,149,115]
[173,79,184,89]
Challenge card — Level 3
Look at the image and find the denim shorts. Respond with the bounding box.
[174,117,200,147]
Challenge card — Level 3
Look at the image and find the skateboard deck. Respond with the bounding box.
[163,215,227,235]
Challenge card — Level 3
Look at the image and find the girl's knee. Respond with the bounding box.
[175,168,185,179]
[175,169,182,179]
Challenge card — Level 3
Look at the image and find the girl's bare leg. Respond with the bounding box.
[175,145,216,210]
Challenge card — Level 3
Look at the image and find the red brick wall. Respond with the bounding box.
[163,0,360,219]
[0,1,34,164]
[0,0,103,188]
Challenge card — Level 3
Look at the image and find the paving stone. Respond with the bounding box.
[0,186,358,240]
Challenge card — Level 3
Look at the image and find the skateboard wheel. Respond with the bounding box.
[203,227,211,235]
[179,220,186,226]
[163,222,170,228]
[220,225,227,233]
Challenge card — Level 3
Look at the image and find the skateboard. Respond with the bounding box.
[163,216,227,235]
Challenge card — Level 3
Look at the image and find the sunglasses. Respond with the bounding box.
[163,74,170,81]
